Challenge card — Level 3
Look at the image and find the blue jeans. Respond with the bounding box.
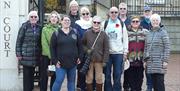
[52,66,76,91]
[104,54,123,91]
[146,73,153,91]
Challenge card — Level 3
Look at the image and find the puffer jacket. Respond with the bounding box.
[16,21,42,62]
[144,27,170,74]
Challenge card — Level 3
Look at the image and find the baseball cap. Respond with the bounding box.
[144,6,151,11]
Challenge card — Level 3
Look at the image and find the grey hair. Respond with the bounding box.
[47,10,60,23]
[69,0,79,8]
[150,13,161,23]
[92,16,102,22]
[28,10,39,20]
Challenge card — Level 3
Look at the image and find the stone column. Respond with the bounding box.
[0,0,23,91]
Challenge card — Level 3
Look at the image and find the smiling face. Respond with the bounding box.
[28,11,38,25]
[50,13,59,24]
[131,18,140,29]
[61,16,71,28]
[92,16,101,31]
[109,7,119,20]
[150,14,161,28]
[80,7,91,21]
[70,4,79,14]
[151,18,160,28]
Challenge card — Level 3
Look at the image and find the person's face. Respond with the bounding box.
[50,14,59,24]
[81,11,90,21]
[92,19,101,30]
[144,10,152,18]
[119,5,127,15]
[61,17,71,28]
[109,8,119,20]
[70,4,78,13]
[131,18,140,29]
[29,13,38,24]
[151,18,160,28]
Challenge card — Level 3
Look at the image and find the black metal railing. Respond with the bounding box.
[121,0,180,17]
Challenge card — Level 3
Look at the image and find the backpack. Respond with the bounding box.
[104,19,124,30]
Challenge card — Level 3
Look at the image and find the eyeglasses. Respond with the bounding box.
[119,8,126,10]
[132,20,140,23]
[30,16,37,18]
[82,13,89,16]
[93,21,101,24]
[110,11,118,14]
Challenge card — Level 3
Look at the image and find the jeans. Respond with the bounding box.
[151,73,165,91]
[146,73,153,91]
[104,54,123,91]
[52,66,76,91]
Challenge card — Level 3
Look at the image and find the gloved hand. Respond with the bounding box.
[87,48,93,55]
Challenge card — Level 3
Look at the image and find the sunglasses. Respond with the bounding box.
[132,20,140,23]
[110,11,118,14]
[82,13,89,16]
[119,8,126,10]
[93,21,101,24]
[30,16,37,18]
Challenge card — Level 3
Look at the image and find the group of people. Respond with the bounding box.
[15,0,170,91]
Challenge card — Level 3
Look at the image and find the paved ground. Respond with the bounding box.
[34,54,180,91]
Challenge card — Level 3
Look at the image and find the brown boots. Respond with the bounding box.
[86,84,93,91]
[86,83,102,91]
[96,83,102,91]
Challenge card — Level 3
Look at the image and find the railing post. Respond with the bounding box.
[38,0,44,26]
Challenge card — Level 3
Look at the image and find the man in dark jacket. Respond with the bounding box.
[140,6,152,31]
[69,0,80,28]
[16,10,42,91]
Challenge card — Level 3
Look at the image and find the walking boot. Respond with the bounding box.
[96,83,102,91]
[86,83,93,91]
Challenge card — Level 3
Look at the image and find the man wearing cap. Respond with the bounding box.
[140,6,153,91]
[140,6,152,31]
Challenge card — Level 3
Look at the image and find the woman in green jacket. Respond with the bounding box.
[40,10,61,91]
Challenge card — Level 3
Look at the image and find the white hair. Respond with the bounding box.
[28,10,39,20]
[80,6,90,15]
[92,16,102,22]
[69,0,79,8]
[150,13,161,23]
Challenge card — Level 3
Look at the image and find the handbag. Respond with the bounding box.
[80,30,102,75]
[48,61,55,76]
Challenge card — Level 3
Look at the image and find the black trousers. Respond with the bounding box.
[123,70,130,89]
[23,66,35,91]
[126,65,144,91]
[40,56,56,91]
[151,73,165,91]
